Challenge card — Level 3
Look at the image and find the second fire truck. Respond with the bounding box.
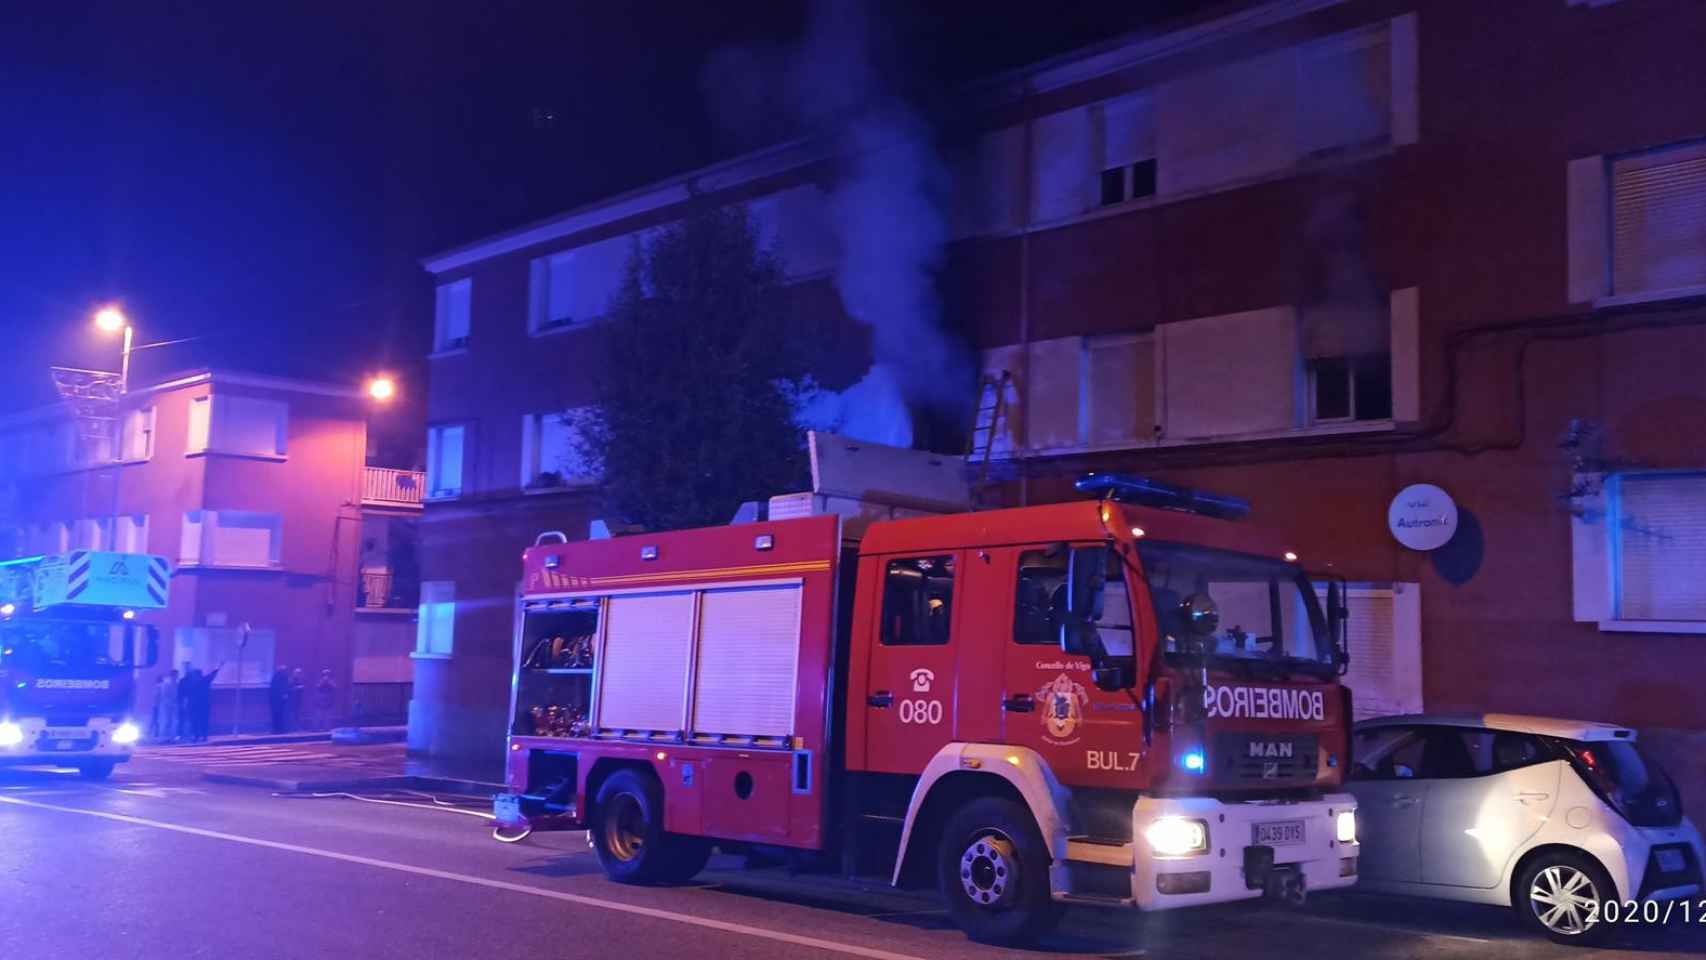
[494,434,1359,943]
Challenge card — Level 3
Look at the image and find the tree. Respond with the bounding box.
[574,207,813,532]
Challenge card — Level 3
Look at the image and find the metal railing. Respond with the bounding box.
[362,467,425,508]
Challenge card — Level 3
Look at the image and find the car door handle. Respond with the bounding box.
[1003,694,1035,713]
[867,691,893,708]
[1391,794,1420,807]
[1516,791,1550,804]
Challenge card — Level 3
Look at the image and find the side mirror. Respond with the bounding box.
[1326,580,1350,671]
[1149,675,1174,734]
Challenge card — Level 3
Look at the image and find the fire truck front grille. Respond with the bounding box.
[1214,733,1318,785]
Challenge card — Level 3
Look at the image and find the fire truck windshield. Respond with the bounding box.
[0,620,136,669]
[1136,542,1334,675]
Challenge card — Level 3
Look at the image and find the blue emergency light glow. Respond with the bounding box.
[1181,750,1207,773]
[1075,473,1250,521]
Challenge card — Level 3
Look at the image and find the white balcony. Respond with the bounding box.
[362,467,425,509]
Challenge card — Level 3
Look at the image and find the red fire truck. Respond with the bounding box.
[494,434,1358,943]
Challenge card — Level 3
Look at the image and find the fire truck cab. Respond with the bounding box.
[496,434,1358,944]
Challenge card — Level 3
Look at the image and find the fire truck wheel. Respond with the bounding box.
[591,769,678,884]
[78,762,116,781]
[939,797,1062,945]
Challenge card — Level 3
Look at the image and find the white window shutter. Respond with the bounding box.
[691,585,802,738]
[1611,143,1706,297]
[597,591,696,734]
[1160,307,1298,439]
[1567,156,1610,303]
[1615,473,1706,620]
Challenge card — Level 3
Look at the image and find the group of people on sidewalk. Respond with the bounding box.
[269,666,339,733]
[147,663,340,742]
[148,663,222,743]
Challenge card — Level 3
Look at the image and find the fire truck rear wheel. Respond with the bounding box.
[79,762,115,781]
[591,769,699,884]
[939,796,1062,945]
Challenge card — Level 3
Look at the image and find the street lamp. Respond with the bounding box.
[366,376,397,402]
[93,306,134,393]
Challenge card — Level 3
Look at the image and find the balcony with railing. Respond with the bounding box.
[362,467,425,509]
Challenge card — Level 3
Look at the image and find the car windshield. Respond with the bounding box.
[1137,542,1334,673]
[0,620,133,669]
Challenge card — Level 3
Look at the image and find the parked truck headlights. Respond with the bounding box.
[1336,809,1357,843]
[111,722,140,746]
[1145,817,1210,857]
[0,721,23,748]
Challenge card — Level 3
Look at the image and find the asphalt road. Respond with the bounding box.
[2,753,1703,960]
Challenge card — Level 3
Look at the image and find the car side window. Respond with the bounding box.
[1013,550,1066,645]
[1489,731,1548,773]
[1351,727,1427,781]
[1419,727,1483,779]
[880,555,956,646]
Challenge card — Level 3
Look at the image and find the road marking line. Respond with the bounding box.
[1289,912,1491,945]
[0,795,932,960]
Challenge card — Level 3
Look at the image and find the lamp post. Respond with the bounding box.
[94,306,133,394]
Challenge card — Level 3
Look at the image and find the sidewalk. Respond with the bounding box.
[143,725,407,749]
[133,734,499,797]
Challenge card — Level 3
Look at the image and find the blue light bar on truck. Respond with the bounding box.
[1074,473,1250,521]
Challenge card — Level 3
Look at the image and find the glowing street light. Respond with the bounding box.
[367,376,397,402]
[93,305,135,393]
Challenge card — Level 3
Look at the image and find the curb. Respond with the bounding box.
[147,733,331,749]
[330,726,408,745]
[202,771,503,796]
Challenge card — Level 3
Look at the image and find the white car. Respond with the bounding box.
[1346,713,1703,945]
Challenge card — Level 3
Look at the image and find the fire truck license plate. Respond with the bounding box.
[1253,820,1306,846]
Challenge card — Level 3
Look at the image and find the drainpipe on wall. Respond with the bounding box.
[1017,80,1035,507]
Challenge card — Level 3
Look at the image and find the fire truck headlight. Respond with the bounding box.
[111,722,141,746]
[0,722,24,748]
[1145,817,1209,857]
[1181,749,1206,773]
[1336,810,1357,844]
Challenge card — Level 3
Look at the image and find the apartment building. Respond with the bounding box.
[0,370,424,729]
[412,0,1706,804]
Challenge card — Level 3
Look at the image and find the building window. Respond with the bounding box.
[180,510,282,567]
[186,394,287,458]
[1096,94,1157,207]
[527,233,634,334]
[1159,307,1300,440]
[187,396,211,453]
[995,335,1154,456]
[116,514,150,554]
[417,580,456,656]
[120,407,155,461]
[426,425,466,499]
[434,277,472,352]
[879,555,956,646]
[1611,141,1706,297]
[521,409,597,490]
[173,627,275,686]
[76,518,113,551]
[1614,473,1706,621]
[1309,355,1393,423]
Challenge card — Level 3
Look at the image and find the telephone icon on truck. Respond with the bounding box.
[910,668,934,693]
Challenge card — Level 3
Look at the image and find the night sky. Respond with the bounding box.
[0,0,1214,443]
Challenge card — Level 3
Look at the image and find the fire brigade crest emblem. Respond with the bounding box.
[1036,673,1089,744]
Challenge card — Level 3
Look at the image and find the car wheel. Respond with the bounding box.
[1516,851,1615,946]
[938,796,1062,945]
